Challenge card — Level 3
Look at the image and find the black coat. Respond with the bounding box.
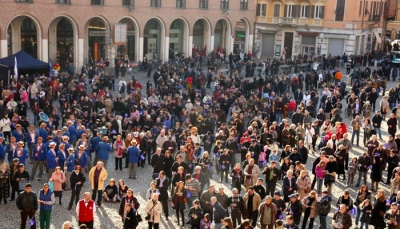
[119,196,140,217]
[69,171,86,189]
[156,176,169,201]
[123,208,139,229]
[370,198,387,228]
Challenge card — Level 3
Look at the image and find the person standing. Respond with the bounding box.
[64,148,76,190]
[16,183,38,229]
[113,135,126,172]
[89,161,108,207]
[49,166,66,205]
[262,161,280,197]
[14,163,30,194]
[30,137,47,181]
[151,148,165,174]
[288,194,303,226]
[211,196,227,229]
[155,171,169,221]
[95,136,113,170]
[243,186,262,228]
[227,188,245,228]
[123,203,139,229]
[258,195,277,229]
[332,204,352,229]
[127,140,140,179]
[0,163,10,204]
[68,165,86,210]
[76,192,96,229]
[38,183,55,229]
[145,193,162,229]
[46,142,58,180]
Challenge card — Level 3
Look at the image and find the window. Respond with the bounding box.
[15,0,32,2]
[91,0,103,5]
[359,1,362,15]
[256,4,267,16]
[364,1,368,15]
[220,0,229,10]
[176,0,185,8]
[240,0,248,10]
[273,4,281,17]
[151,0,161,7]
[300,5,310,18]
[199,0,208,9]
[285,4,296,18]
[56,0,70,3]
[122,0,134,6]
[335,0,345,21]
[315,6,324,19]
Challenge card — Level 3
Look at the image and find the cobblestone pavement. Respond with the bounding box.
[0,65,392,228]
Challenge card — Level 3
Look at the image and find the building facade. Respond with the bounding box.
[255,0,387,59]
[0,0,255,69]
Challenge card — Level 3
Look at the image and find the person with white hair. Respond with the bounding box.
[145,192,162,228]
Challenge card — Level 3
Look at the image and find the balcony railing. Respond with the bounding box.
[256,16,267,22]
[370,15,381,21]
[280,17,295,25]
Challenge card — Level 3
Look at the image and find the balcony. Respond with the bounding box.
[298,18,307,25]
[279,17,295,25]
[313,19,322,26]
[256,16,267,22]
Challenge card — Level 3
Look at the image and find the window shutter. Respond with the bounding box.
[295,5,300,18]
[307,6,312,18]
[257,4,261,16]
[321,6,324,19]
[284,5,288,17]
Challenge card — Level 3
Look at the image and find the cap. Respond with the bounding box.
[79,145,85,149]
[274,191,281,196]
[18,163,24,167]
[102,136,109,140]
[391,202,398,205]
[12,158,19,162]
[68,147,75,151]
[49,142,56,147]
[289,194,298,199]
[17,141,24,146]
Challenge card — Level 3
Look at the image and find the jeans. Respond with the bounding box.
[355,207,361,225]
[231,210,242,228]
[276,112,283,124]
[68,186,82,208]
[39,209,51,229]
[316,178,324,194]
[214,223,222,229]
[351,130,360,145]
[360,221,369,229]
[357,170,368,185]
[319,216,327,229]
[375,128,382,139]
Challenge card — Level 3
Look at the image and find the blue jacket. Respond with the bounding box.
[96,142,113,160]
[46,149,58,169]
[68,126,76,143]
[62,131,70,140]
[25,131,39,148]
[76,130,85,140]
[13,148,28,165]
[12,130,24,142]
[91,136,101,153]
[127,146,140,163]
[32,143,47,161]
[57,150,67,167]
[74,151,88,168]
[65,153,76,172]
[76,139,91,153]
[0,144,4,160]
[39,189,55,211]
[39,128,48,143]
[60,141,71,152]
[5,143,16,162]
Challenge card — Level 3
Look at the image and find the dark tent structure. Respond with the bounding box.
[0,50,48,69]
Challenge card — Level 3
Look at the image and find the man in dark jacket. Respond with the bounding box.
[332,204,352,229]
[262,161,280,196]
[155,171,169,220]
[288,194,303,225]
[318,191,332,229]
[372,111,383,140]
[200,185,217,217]
[356,153,371,187]
[123,203,139,229]
[16,183,38,229]
[211,196,227,228]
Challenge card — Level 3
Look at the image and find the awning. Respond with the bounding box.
[374,30,382,43]
[297,32,320,36]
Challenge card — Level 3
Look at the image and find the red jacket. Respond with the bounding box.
[78,199,94,222]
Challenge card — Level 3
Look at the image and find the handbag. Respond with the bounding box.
[136,211,143,222]
[145,202,157,221]
[61,173,67,190]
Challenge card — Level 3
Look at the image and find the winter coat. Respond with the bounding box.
[302,196,318,218]
[50,171,66,191]
[0,169,10,197]
[89,167,108,190]
[145,200,162,223]
[296,175,311,200]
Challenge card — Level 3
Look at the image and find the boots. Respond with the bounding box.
[59,198,62,205]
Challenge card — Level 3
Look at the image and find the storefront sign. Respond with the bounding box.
[237,33,245,38]
[89,31,105,36]
[114,24,127,45]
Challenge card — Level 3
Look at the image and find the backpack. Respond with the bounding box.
[317,198,331,215]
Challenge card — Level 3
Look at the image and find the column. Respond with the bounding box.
[188,35,193,57]
[164,36,169,61]
[210,35,214,53]
[0,40,7,58]
[248,34,254,53]
[41,39,48,62]
[138,37,144,61]
[77,38,84,70]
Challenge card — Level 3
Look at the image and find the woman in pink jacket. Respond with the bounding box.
[49,166,66,205]
[315,160,326,196]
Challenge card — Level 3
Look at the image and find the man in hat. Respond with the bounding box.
[31,137,47,181]
[95,136,113,170]
[57,143,68,170]
[14,141,28,165]
[263,161,280,197]
[76,192,96,229]
[76,145,88,172]
[91,132,102,167]
[12,124,25,142]
[67,120,77,145]
[62,126,70,139]
[243,186,262,227]
[53,130,63,148]
[65,147,76,190]
[272,191,286,220]
[46,142,58,180]
[288,194,302,226]
[76,133,92,170]
[39,123,49,143]
[26,125,38,163]
[14,163,30,193]
[16,183,38,229]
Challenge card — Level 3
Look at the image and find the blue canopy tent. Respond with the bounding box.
[0,50,48,69]
[0,50,49,85]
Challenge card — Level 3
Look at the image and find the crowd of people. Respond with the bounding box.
[1,50,400,229]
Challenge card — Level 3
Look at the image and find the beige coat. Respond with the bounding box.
[243,192,262,212]
[301,195,318,218]
[89,167,108,190]
[296,175,311,200]
[113,140,126,158]
[145,200,162,223]
[244,164,260,187]
[105,98,112,113]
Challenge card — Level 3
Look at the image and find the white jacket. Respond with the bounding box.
[145,200,162,223]
[0,118,11,132]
